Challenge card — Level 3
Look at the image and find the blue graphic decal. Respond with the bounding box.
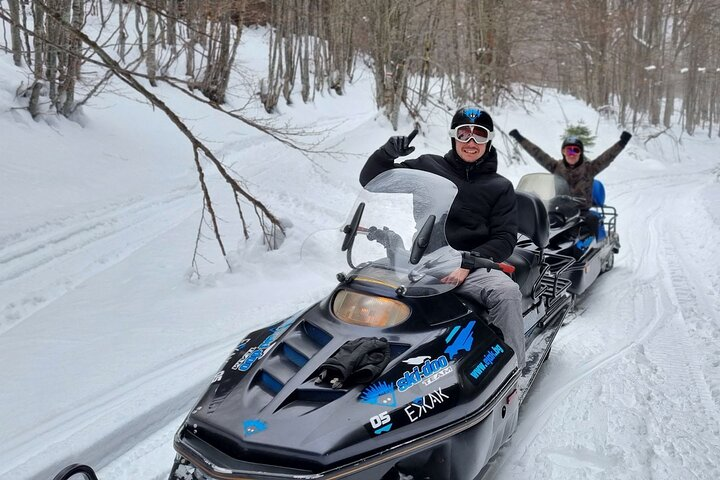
[445,326,460,344]
[243,419,267,436]
[233,317,295,372]
[234,338,251,352]
[444,321,476,360]
[469,344,505,379]
[360,381,397,407]
[463,108,483,120]
[396,355,449,392]
[374,423,393,435]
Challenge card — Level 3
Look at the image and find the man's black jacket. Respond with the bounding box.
[360,146,517,267]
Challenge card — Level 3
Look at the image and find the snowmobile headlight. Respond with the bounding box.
[332,290,410,328]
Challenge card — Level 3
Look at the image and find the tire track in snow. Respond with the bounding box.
[2,334,238,480]
[0,183,199,335]
[661,186,720,413]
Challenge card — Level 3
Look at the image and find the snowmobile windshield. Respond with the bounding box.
[516,173,573,204]
[517,172,586,207]
[342,169,462,298]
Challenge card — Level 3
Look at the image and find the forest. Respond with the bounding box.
[1,0,719,134]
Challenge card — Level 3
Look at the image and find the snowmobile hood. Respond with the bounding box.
[174,290,518,475]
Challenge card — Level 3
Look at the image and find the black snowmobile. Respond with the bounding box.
[53,169,573,480]
[516,173,620,297]
[163,169,573,480]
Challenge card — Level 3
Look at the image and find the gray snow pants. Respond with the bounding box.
[455,268,525,369]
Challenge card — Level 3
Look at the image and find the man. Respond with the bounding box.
[508,129,631,248]
[360,107,525,368]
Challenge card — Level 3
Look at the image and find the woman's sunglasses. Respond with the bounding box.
[449,124,494,144]
[563,146,582,155]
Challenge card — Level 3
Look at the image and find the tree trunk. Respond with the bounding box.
[8,0,23,66]
[146,0,158,87]
[61,0,84,115]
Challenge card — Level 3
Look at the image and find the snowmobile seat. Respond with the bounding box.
[515,191,549,249]
[592,180,606,207]
[507,249,537,298]
[591,180,607,240]
[506,192,549,298]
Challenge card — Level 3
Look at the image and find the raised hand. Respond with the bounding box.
[620,131,632,145]
[381,128,418,159]
[509,129,523,141]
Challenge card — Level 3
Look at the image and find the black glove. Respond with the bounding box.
[367,226,405,250]
[508,129,523,141]
[381,135,415,159]
[620,131,632,146]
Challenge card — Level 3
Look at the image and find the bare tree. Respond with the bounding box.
[7,0,22,65]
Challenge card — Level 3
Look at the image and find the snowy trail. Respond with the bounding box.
[483,164,720,479]
[0,183,199,335]
[8,337,235,480]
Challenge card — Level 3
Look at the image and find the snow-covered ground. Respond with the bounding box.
[1,26,720,480]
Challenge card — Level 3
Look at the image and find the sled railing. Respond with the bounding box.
[593,204,618,238]
[52,464,99,480]
[537,251,574,301]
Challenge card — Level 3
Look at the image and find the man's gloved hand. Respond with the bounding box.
[381,135,416,159]
[367,226,404,250]
[620,131,632,146]
[508,129,523,141]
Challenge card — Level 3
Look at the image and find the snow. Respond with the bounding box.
[2,25,720,480]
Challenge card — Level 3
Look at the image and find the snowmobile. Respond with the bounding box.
[162,169,573,480]
[54,169,573,480]
[516,173,620,297]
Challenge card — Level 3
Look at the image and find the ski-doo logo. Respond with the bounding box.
[421,365,453,386]
[402,355,431,365]
[444,321,476,360]
[404,388,450,423]
[232,317,295,372]
[396,355,449,392]
[469,344,505,379]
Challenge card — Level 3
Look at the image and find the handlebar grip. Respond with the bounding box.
[473,257,501,271]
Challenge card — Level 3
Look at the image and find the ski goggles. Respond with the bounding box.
[449,124,494,144]
[563,146,582,155]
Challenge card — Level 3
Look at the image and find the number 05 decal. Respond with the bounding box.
[369,411,392,435]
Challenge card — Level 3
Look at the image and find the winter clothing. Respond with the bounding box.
[620,131,632,146]
[451,108,494,131]
[450,107,495,150]
[361,108,524,368]
[561,136,585,152]
[455,268,524,368]
[381,135,416,158]
[510,131,630,208]
[360,146,517,265]
[316,337,391,388]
